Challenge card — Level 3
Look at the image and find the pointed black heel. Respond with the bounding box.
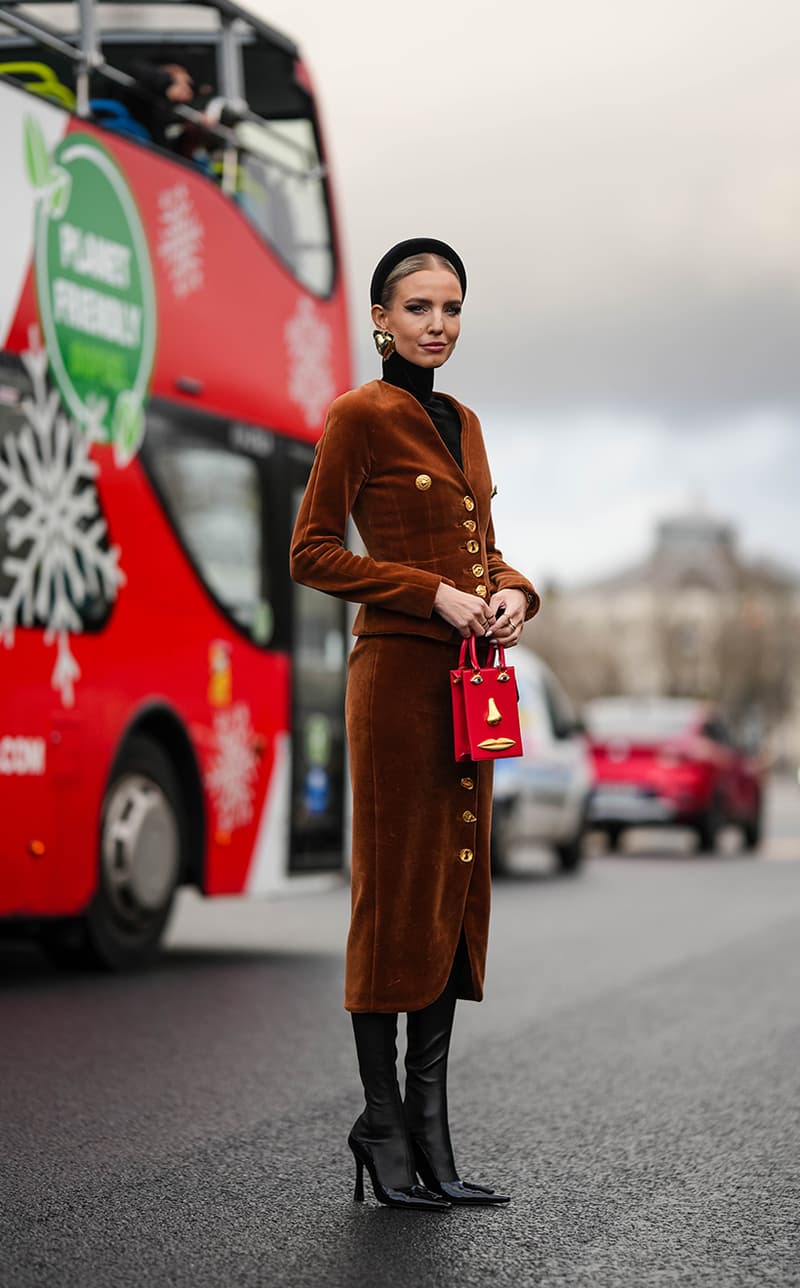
[411,1139,510,1206]
[404,950,511,1207]
[348,1134,450,1211]
[349,1012,450,1212]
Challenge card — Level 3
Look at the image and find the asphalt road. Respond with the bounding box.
[1,777,799,1288]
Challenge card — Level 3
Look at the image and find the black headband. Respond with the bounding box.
[370,238,467,306]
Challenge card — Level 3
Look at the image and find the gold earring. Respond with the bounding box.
[372,328,395,359]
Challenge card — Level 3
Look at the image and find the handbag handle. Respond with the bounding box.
[457,634,508,672]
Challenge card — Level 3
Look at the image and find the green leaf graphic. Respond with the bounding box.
[23,115,51,190]
[111,392,145,467]
[47,165,72,218]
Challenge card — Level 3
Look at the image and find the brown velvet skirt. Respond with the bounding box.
[344,634,493,1013]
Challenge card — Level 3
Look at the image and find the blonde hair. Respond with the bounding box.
[380,253,461,307]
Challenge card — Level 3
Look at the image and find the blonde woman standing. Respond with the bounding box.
[291,238,539,1210]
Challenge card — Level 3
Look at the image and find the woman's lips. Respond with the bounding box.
[421,343,446,351]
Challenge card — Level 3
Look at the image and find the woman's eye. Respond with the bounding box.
[445,305,462,316]
[405,304,426,314]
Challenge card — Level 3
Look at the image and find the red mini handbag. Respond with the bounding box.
[450,636,523,762]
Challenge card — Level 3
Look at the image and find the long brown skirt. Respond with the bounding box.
[345,634,493,1013]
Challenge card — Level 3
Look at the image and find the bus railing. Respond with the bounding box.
[0,0,325,194]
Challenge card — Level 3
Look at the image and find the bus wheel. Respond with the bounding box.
[91,735,184,969]
[42,736,184,971]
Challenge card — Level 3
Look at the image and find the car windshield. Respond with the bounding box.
[584,700,700,740]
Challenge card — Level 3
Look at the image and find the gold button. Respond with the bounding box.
[476,585,487,598]
[459,848,474,863]
[463,496,475,512]
[472,563,484,578]
[462,519,476,532]
[466,539,480,554]
[460,776,474,790]
[415,474,432,491]
[462,810,477,823]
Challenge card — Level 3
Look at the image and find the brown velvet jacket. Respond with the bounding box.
[290,380,539,636]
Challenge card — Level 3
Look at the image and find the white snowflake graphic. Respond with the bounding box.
[157,182,204,299]
[0,329,125,707]
[205,701,259,832]
[284,297,335,428]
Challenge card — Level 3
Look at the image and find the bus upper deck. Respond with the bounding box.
[0,0,336,296]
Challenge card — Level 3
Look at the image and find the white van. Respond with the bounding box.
[491,648,593,874]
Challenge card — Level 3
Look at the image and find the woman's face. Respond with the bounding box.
[372,268,462,368]
[163,64,195,103]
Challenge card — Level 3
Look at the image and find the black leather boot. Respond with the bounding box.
[349,1011,450,1211]
[404,963,511,1206]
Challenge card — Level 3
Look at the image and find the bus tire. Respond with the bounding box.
[91,734,185,969]
[42,735,185,971]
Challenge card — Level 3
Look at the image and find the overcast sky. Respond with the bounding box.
[255,0,800,587]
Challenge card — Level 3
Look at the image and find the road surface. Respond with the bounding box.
[1,775,798,1287]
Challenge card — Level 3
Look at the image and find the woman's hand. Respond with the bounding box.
[486,588,528,648]
[434,583,495,638]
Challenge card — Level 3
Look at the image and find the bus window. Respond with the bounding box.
[144,410,274,646]
[239,32,335,297]
[234,118,333,297]
[288,473,347,871]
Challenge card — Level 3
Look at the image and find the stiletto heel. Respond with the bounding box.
[354,1157,365,1202]
[347,1134,450,1211]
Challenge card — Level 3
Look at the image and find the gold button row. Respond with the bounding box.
[459,507,484,594]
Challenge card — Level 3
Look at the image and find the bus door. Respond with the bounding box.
[285,443,347,873]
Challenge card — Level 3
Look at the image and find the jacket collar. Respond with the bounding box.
[373,379,475,490]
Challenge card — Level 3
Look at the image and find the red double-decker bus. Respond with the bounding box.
[0,0,351,967]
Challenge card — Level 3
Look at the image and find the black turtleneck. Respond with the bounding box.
[381,351,463,471]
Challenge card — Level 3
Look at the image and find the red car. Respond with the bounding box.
[584,697,763,852]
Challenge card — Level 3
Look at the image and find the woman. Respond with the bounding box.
[291,238,539,1211]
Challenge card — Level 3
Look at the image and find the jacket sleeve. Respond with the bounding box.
[485,514,541,620]
[290,399,444,617]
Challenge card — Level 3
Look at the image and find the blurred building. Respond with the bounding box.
[531,509,800,766]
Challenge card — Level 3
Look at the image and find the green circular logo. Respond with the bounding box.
[28,121,155,464]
